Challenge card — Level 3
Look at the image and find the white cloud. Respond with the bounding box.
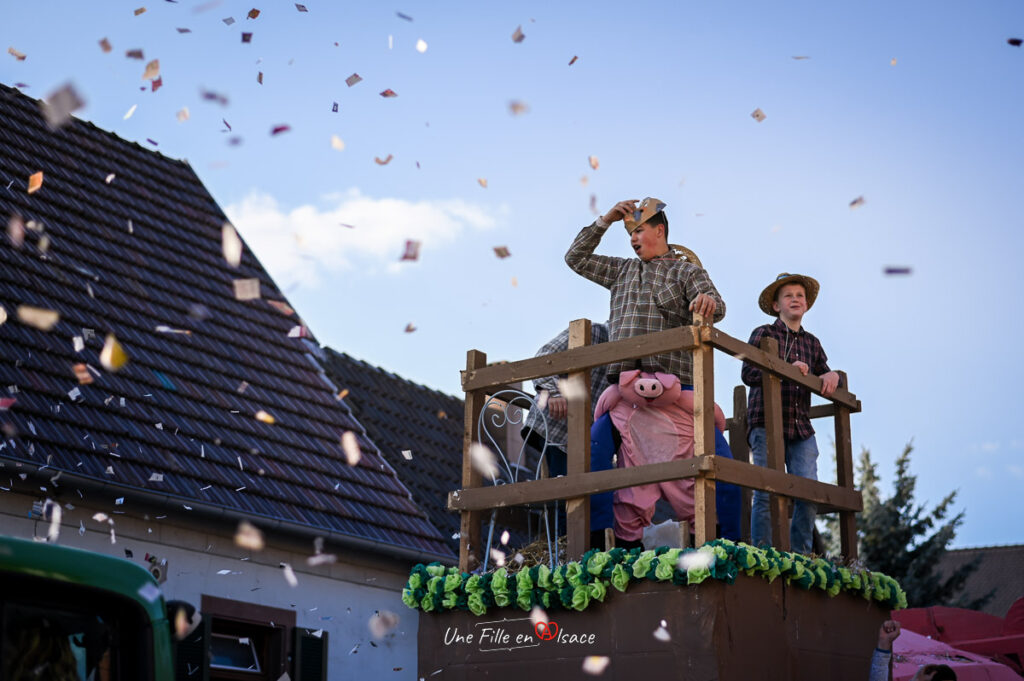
[224,189,499,287]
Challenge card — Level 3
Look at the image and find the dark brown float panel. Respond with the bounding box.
[418,575,887,680]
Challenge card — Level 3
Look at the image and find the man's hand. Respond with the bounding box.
[877,620,900,651]
[547,396,567,420]
[601,200,639,225]
[689,293,717,319]
[792,360,809,376]
[820,370,840,396]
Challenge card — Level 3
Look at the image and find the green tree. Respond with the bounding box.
[823,442,990,609]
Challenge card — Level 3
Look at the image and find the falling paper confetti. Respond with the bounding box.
[508,100,529,116]
[588,155,600,170]
[375,154,394,165]
[557,375,586,402]
[884,266,912,275]
[257,71,263,84]
[677,548,716,572]
[500,530,510,545]
[493,246,510,258]
[99,38,112,53]
[222,224,243,267]
[478,178,488,188]
[0,306,7,325]
[27,171,43,194]
[653,621,671,642]
[9,47,27,61]
[233,278,261,300]
[489,548,506,567]
[341,431,361,465]
[148,473,164,482]
[529,606,548,629]
[404,323,417,333]
[142,59,160,80]
[345,73,362,87]
[569,55,578,66]
[242,32,253,43]
[124,104,138,120]
[267,300,295,315]
[582,656,610,675]
[416,39,428,53]
[125,49,144,60]
[399,239,420,261]
[751,108,766,122]
[849,195,866,209]
[247,8,261,19]
[235,520,265,550]
[470,443,499,479]
[369,611,400,639]
[511,25,525,43]
[401,450,413,460]
[100,334,129,371]
[176,107,190,122]
[73,363,93,385]
[270,124,291,135]
[41,83,85,129]
[396,11,413,21]
[1009,38,1023,47]
[792,55,811,60]
[255,410,275,425]
[296,3,308,11]
[380,89,398,97]
[17,306,59,331]
[330,135,345,151]
[105,173,115,184]
[134,7,147,16]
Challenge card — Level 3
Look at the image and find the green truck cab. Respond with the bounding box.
[0,535,175,681]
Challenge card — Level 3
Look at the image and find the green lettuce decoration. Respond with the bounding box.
[402,539,908,617]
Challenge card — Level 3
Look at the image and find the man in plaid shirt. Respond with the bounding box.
[565,198,725,383]
[742,272,841,554]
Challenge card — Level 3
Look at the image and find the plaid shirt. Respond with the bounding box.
[565,221,725,382]
[742,318,835,440]
[523,324,611,447]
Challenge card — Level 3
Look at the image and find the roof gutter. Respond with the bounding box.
[10,460,457,566]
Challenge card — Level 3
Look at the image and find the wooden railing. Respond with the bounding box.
[450,318,862,572]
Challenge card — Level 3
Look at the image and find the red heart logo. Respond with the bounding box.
[534,620,559,641]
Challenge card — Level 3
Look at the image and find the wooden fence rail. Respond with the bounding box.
[452,318,862,572]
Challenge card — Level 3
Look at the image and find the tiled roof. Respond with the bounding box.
[0,82,452,560]
[319,350,466,551]
[937,544,1024,617]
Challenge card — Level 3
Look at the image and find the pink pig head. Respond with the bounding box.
[619,371,686,409]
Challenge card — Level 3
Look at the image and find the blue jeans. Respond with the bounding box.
[749,427,818,554]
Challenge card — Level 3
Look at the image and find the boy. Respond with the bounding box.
[742,273,840,554]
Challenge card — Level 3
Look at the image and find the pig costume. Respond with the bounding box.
[594,370,740,542]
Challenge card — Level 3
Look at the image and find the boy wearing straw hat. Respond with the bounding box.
[742,273,841,554]
[565,197,724,384]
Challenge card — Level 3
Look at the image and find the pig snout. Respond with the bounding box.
[634,378,664,399]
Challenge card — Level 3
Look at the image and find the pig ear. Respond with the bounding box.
[655,372,678,389]
[620,370,640,386]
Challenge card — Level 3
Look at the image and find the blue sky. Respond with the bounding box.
[3,0,1023,548]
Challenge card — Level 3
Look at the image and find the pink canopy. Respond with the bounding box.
[892,629,1022,680]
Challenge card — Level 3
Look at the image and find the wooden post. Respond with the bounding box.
[833,370,858,560]
[731,385,752,544]
[692,319,717,545]
[565,318,592,562]
[760,337,790,552]
[459,350,487,573]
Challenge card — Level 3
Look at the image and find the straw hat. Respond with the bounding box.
[668,244,702,268]
[622,197,667,234]
[758,272,820,316]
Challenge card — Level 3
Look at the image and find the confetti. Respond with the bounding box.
[557,375,586,402]
[508,100,529,116]
[176,27,192,33]
[478,178,488,188]
[653,621,671,642]
[41,82,84,129]
[247,8,260,19]
[890,57,898,66]
[134,7,147,16]
[125,49,144,60]
[142,59,160,80]
[267,300,295,315]
[884,266,912,275]
[582,656,610,675]
[500,530,510,545]
[176,107,190,122]
[792,55,811,60]
[7,215,24,248]
[510,276,518,287]
[307,553,336,566]
[270,124,290,135]
[330,135,345,151]
[588,155,600,170]
[569,55,578,66]
[511,25,525,43]
[404,323,417,333]
[416,39,428,53]
[341,431,361,465]
[401,449,413,460]
[331,102,339,112]
[375,154,393,165]
[72,335,84,351]
[99,38,112,53]
[336,388,349,400]
[380,89,398,98]
[470,443,499,479]
[7,46,26,61]
[590,194,598,214]
[399,239,420,261]
[242,32,253,43]
[234,278,261,300]
[27,171,43,194]
[255,410,275,425]
[100,334,129,371]
[396,11,413,21]
[1009,38,1023,47]
[43,499,61,542]
[235,520,265,550]
[73,363,93,385]
[17,306,59,331]
[222,223,243,267]
[849,195,866,209]
[437,410,447,419]
[124,104,138,120]
[105,173,116,183]
[345,73,362,87]
[677,548,716,572]
[751,108,766,122]
[369,611,400,639]
[529,606,548,629]
[223,17,235,25]
[148,473,163,482]
[287,325,308,338]
[493,246,510,258]
[155,325,191,335]
[0,306,7,325]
